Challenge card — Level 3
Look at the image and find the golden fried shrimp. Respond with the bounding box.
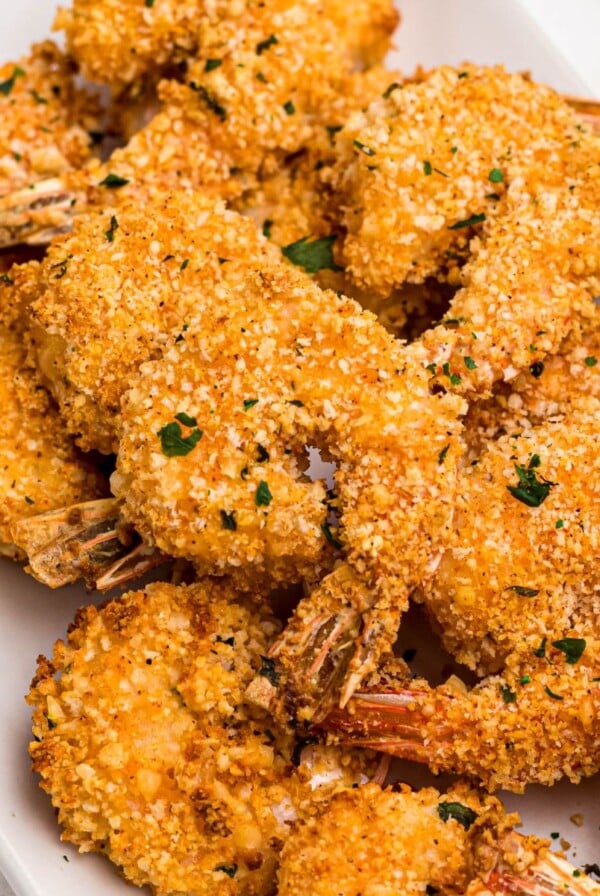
[464,311,600,459]
[331,65,585,295]
[0,0,398,248]
[28,580,375,896]
[55,0,397,91]
[0,41,99,238]
[324,639,600,792]
[278,781,599,896]
[0,279,107,560]
[416,409,600,674]
[26,192,279,455]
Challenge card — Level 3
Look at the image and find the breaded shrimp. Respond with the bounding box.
[0,41,100,241]
[278,782,599,896]
[27,192,280,455]
[417,409,600,674]
[28,580,376,896]
[55,0,397,91]
[0,275,107,560]
[324,640,600,792]
[0,0,398,248]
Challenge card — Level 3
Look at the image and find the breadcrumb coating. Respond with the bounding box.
[28,192,280,454]
[0,41,98,202]
[55,0,397,90]
[113,265,464,600]
[28,581,374,895]
[278,782,552,896]
[419,409,600,673]
[0,281,106,558]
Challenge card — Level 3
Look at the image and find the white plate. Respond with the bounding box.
[1,3,599,895]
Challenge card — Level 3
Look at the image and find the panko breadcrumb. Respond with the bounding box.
[28,580,375,896]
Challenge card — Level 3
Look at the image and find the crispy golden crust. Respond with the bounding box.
[278,782,543,896]
[55,0,397,90]
[28,192,280,453]
[0,41,97,197]
[332,65,585,295]
[0,289,106,557]
[113,266,464,595]
[28,581,374,895]
[420,410,600,673]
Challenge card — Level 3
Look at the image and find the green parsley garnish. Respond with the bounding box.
[214,864,238,878]
[180,258,190,270]
[519,675,531,685]
[544,685,564,701]
[189,82,226,120]
[488,168,504,183]
[448,212,486,230]
[258,655,278,685]
[382,81,401,99]
[438,444,450,464]
[98,173,130,188]
[145,0,154,6]
[220,510,237,531]
[585,355,598,367]
[507,454,556,507]
[282,234,342,274]
[216,635,235,646]
[256,34,278,54]
[262,219,273,238]
[437,802,478,831]
[0,66,25,96]
[501,684,517,704]
[157,421,202,457]
[556,519,564,529]
[243,398,259,411]
[530,361,544,378]
[104,214,118,242]
[442,362,461,386]
[552,637,586,665]
[504,586,539,597]
[322,521,343,550]
[464,355,477,370]
[533,637,547,659]
[256,444,270,463]
[255,480,273,506]
[204,58,222,72]
[423,160,432,176]
[30,89,47,104]
[353,140,376,157]
[0,273,13,285]
[283,99,295,115]
[174,411,197,427]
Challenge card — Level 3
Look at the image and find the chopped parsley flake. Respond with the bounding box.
[283,99,295,115]
[157,421,203,457]
[189,82,226,120]
[262,219,273,238]
[423,160,432,176]
[30,89,48,104]
[507,454,556,507]
[282,234,342,274]
[544,685,564,701]
[488,168,504,183]
[382,81,401,99]
[98,172,130,188]
[322,521,343,550]
[0,273,13,285]
[243,398,259,411]
[258,655,278,684]
[256,34,278,54]
[442,362,461,386]
[353,140,376,157]
[220,510,237,530]
[437,802,478,830]
[585,355,598,367]
[256,444,270,463]
[104,214,118,242]
[145,0,155,6]
[552,637,586,665]
[204,58,222,72]
[504,586,539,597]
[530,361,544,378]
[556,519,564,529]
[464,355,477,370]
[448,212,486,230]
[180,258,190,270]
[519,675,531,685]
[501,684,517,704]
[0,66,25,96]
[438,444,450,464]
[533,637,547,658]
[214,864,238,878]
[255,480,273,506]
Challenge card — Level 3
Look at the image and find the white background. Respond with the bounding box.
[1,1,600,895]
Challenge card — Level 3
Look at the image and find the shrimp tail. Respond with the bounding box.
[0,176,80,247]
[482,848,600,896]
[10,497,165,590]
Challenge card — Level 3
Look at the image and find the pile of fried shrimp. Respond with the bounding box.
[1,1,600,894]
